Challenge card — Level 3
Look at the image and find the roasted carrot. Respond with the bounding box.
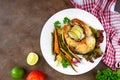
[65,54,72,62]
[54,28,60,54]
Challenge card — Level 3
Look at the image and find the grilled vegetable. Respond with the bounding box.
[54,28,60,54]
[56,54,62,66]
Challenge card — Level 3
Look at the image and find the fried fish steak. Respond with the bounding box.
[63,18,96,54]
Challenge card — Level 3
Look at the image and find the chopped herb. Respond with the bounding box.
[54,21,61,29]
[61,59,70,68]
[63,17,70,24]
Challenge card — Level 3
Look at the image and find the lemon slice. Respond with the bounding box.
[69,31,78,40]
[71,29,82,39]
[27,52,39,66]
[70,25,85,40]
[71,25,83,34]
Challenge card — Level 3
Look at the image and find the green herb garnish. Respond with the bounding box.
[54,21,61,29]
[61,59,70,68]
[63,17,70,24]
[96,68,120,80]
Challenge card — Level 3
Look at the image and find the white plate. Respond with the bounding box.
[40,8,106,75]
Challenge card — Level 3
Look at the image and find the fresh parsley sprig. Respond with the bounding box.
[96,68,120,80]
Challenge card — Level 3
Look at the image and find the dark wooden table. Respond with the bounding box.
[0,0,120,80]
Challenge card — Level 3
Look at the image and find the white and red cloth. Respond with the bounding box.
[70,0,120,70]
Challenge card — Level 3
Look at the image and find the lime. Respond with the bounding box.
[11,66,25,79]
[27,52,39,66]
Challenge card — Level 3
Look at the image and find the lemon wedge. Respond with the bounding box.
[27,52,39,66]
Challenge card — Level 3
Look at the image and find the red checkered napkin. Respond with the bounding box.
[70,0,120,70]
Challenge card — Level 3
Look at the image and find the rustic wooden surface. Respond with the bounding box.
[0,0,120,80]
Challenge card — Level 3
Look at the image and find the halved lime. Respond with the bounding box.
[27,52,39,66]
